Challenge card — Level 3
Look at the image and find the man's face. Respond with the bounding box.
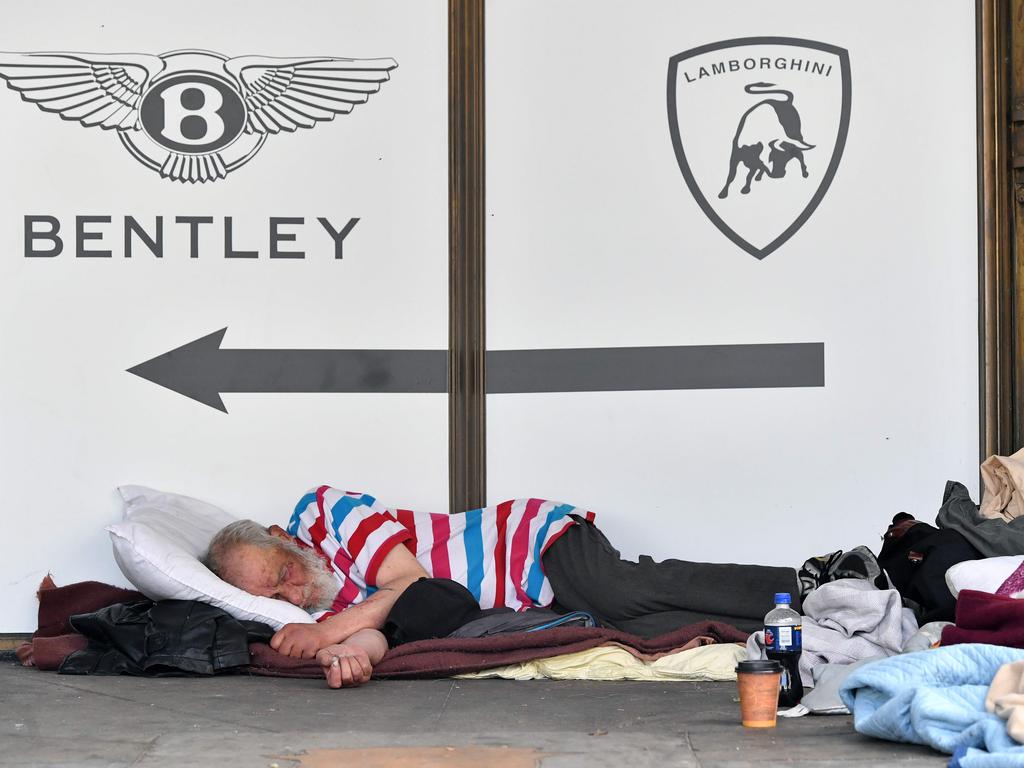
[220,541,336,610]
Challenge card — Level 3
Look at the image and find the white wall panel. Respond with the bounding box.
[0,0,448,630]
[486,1,979,567]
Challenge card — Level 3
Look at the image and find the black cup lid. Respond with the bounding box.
[735,659,782,674]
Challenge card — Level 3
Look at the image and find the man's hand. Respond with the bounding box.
[316,643,373,688]
[271,622,326,659]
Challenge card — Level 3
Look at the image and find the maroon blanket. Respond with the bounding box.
[35,578,143,637]
[20,579,748,679]
[942,589,1024,648]
[251,621,748,679]
[18,578,143,670]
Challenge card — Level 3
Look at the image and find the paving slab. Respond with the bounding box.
[0,657,947,767]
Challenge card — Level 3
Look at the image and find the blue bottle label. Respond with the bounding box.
[764,624,802,652]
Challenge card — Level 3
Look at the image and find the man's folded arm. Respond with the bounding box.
[270,544,428,657]
[319,543,428,643]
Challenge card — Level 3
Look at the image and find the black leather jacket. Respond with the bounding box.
[60,599,274,676]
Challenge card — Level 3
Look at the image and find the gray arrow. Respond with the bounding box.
[487,343,824,393]
[128,330,824,412]
[127,328,448,412]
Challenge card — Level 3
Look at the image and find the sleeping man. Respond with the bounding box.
[204,486,801,687]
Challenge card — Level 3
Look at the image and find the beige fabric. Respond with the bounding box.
[986,660,1024,743]
[455,642,746,682]
[980,448,1024,521]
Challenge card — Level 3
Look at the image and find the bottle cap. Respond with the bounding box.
[774,593,792,604]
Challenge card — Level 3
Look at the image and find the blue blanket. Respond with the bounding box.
[839,644,1024,767]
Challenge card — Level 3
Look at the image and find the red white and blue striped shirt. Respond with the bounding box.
[286,486,592,614]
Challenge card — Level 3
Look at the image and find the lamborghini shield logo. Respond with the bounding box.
[667,37,851,260]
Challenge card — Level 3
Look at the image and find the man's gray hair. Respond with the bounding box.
[203,519,279,577]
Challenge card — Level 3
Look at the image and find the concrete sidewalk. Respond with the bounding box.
[1,656,946,767]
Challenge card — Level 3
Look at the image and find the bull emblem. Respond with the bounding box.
[718,82,814,199]
[667,37,851,259]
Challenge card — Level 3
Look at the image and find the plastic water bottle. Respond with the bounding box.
[764,592,803,708]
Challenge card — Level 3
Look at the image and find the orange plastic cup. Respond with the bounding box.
[735,660,782,728]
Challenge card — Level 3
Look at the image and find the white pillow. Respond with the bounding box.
[107,485,314,630]
[945,556,1024,599]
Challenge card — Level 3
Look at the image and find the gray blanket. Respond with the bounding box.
[747,579,918,686]
[936,480,1024,557]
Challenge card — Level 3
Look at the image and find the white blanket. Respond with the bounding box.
[747,579,918,686]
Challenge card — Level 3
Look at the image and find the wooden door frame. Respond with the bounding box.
[449,0,486,512]
[980,0,1023,458]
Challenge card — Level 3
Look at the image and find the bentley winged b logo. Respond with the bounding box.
[667,37,851,259]
[0,49,397,183]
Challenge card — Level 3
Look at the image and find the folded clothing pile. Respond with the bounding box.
[876,476,1024,625]
[979,448,1024,523]
[938,477,1024,560]
[878,494,983,624]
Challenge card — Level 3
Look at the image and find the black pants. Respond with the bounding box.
[542,517,800,635]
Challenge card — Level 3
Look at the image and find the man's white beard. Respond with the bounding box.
[277,538,341,612]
